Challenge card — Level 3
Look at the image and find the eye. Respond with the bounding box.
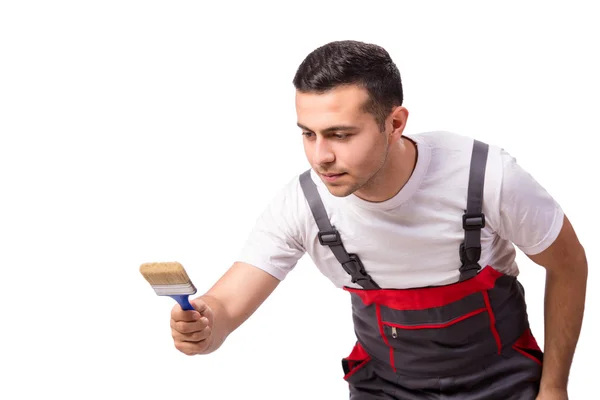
[302,131,314,138]
[334,134,349,139]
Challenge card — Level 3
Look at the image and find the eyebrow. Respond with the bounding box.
[297,122,359,134]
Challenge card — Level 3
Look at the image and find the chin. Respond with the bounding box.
[324,183,355,198]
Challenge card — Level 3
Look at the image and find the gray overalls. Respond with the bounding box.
[299,140,543,399]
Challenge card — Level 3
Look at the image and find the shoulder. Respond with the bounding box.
[408,130,506,186]
[410,130,480,151]
[255,171,313,235]
[409,130,497,173]
[407,131,515,231]
[495,148,564,254]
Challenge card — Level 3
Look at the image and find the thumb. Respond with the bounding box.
[190,297,211,316]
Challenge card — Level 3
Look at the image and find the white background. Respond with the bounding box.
[1,1,598,398]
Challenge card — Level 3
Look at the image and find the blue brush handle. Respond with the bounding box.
[168,294,194,311]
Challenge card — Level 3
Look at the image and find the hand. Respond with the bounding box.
[536,387,568,400]
[170,298,214,355]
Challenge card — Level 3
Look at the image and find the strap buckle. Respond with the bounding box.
[342,254,367,282]
[318,229,342,246]
[343,255,380,289]
[459,241,482,266]
[462,213,485,230]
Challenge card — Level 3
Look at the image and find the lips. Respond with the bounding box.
[320,172,346,182]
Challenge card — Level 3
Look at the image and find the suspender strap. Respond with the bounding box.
[299,139,488,286]
[299,170,380,290]
[459,139,489,281]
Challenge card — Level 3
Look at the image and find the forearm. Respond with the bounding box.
[191,263,280,354]
[539,255,587,392]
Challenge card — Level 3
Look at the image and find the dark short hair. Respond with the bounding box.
[292,40,403,131]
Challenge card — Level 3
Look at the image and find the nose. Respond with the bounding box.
[314,137,335,166]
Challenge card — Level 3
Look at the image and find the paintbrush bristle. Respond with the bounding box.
[139,261,191,285]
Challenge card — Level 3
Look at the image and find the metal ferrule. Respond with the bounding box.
[152,282,197,296]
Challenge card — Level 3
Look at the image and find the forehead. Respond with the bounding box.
[295,85,371,125]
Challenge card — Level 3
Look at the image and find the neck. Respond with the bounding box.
[354,137,417,203]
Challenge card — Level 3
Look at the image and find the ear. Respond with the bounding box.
[388,106,409,144]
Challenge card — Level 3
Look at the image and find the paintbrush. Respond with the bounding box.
[139,261,197,311]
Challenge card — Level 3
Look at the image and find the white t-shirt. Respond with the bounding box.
[236,131,564,289]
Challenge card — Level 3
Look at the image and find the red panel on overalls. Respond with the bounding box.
[300,140,543,399]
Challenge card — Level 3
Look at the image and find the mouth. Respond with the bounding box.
[319,172,346,182]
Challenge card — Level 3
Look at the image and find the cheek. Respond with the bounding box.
[302,140,313,161]
[346,136,386,170]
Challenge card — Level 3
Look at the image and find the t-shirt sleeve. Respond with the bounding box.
[235,177,306,281]
[496,150,564,255]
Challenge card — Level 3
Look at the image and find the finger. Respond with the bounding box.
[171,303,201,322]
[170,317,210,334]
[172,326,212,343]
[174,340,209,356]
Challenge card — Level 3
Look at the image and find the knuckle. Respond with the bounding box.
[175,321,188,333]
[171,307,183,319]
[191,330,205,341]
[203,326,212,338]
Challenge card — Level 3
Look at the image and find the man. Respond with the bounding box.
[169,40,587,399]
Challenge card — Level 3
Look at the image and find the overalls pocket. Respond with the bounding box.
[510,328,543,365]
[376,289,503,376]
[341,341,371,382]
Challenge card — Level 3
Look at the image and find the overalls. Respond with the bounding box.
[299,140,543,399]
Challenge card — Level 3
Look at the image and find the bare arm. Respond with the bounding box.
[527,214,587,397]
[195,261,281,353]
